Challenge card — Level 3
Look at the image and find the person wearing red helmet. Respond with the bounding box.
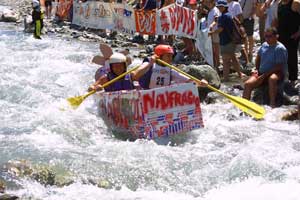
[131,44,207,89]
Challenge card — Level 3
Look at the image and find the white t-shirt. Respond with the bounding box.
[148,63,189,89]
[239,0,256,19]
[207,7,221,31]
[228,1,243,17]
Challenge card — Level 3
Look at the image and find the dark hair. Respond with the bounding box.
[265,27,278,35]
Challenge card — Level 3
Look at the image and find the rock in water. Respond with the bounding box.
[0,8,19,23]
[181,64,221,100]
[0,194,19,200]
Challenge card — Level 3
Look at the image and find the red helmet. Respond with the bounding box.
[154,45,174,57]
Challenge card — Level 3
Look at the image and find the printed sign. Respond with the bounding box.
[72,1,136,32]
[112,4,136,34]
[98,90,144,138]
[56,0,73,19]
[156,3,197,38]
[97,83,204,139]
[134,9,156,35]
[72,1,114,29]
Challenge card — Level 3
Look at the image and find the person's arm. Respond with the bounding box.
[208,26,223,35]
[256,0,270,17]
[251,0,257,16]
[131,55,156,81]
[209,20,217,31]
[255,53,261,71]
[236,13,244,23]
[235,2,244,22]
[88,75,109,91]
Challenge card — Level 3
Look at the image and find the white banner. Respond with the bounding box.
[111,4,136,34]
[156,3,197,39]
[72,1,136,33]
[195,18,214,67]
[72,1,114,29]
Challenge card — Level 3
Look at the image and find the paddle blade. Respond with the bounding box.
[229,95,266,119]
[67,95,85,109]
[67,90,96,109]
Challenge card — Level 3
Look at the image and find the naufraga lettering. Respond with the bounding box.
[143,90,200,114]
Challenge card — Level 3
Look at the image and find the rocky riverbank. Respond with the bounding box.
[0,0,298,107]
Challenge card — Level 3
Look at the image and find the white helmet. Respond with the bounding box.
[32,0,40,8]
[108,53,127,65]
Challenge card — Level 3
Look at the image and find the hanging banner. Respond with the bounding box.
[72,1,114,29]
[195,18,214,67]
[56,0,73,19]
[112,4,136,35]
[134,9,156,35]
[156,3,197,38]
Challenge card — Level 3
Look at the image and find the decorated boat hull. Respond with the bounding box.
[96,83,204,139]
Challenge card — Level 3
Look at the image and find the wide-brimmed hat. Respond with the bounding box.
[216,0,228,7]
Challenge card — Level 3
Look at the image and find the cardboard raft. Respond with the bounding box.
[96,83,204,139]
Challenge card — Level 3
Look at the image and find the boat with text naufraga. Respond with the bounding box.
[95,82,204,140]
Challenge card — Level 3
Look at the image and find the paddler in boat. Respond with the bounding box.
[88,53,134,92]
[131,44,208,89]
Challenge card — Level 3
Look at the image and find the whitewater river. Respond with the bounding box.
[0,20,300,200]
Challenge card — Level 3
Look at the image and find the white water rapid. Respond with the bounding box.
[0,20,299,200]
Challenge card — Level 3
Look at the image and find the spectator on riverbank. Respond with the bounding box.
[45,0,53,19]
[227,0,249,64]
[273,0,300,84]
[206,0,221,71]
[242,27,288,108]
[240,0,256,62]
[32,0,44,39]
[209,0,245,81]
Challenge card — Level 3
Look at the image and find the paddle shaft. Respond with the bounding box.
[100,65,140,88]
[86,65,140,99]
[156,59,265,119]
[67,65,140,109]
[156,59,246,102]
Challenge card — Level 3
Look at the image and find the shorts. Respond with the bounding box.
[45,0,52,7]
[211,33,220,44]
[220,42,236,54]
[242,18,254,36]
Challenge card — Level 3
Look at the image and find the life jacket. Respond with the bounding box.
[104,72,134,92]
[138,60,172,89]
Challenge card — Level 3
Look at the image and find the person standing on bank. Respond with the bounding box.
[45,0,53,19]
[32,0,44,39]
[273,0,300,84]
[240,0,257,62]
[209,0,245,81]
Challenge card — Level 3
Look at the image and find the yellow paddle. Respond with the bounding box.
[67,65,140,109]
[157,59,266,119]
